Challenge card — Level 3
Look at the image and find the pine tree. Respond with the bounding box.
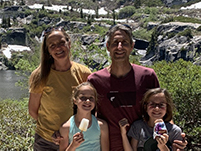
[80,8,83,18]
[134,0,141,9]
[7,17,11,27]
[112,9,115,25]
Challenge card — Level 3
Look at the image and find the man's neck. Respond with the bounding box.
[107,62,132,78]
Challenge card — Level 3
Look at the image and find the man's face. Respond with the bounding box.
[107,30,134,62]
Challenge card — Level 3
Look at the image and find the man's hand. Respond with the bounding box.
[172,133,187,151]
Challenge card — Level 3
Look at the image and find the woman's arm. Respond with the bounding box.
[98,118,109,151]
[28,93,42,120]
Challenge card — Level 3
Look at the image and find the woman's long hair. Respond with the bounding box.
[29,27,71,90]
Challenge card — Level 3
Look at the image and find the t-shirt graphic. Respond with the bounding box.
[107,91,136,108]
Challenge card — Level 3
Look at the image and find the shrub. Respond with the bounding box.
[151,59,201,150]
[0,99,35,150]
[118,6,135,19]
[178,28,193,39]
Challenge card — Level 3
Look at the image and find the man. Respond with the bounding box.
[87,24,187,151]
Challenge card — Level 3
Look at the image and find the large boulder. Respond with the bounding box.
[4,27,27,46]
[141,22,201,65]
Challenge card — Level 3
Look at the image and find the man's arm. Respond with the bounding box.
[172,133,187,151]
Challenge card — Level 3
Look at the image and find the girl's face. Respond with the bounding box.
[74,85,96,113]
[146,93,167,122]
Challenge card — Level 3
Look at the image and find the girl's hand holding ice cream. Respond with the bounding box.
[70,132,85,149]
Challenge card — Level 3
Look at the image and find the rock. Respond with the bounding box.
[3,27,27,46]
[141,22,201,65]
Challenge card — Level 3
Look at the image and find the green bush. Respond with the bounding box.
[0,99,35,150]
[118,6,135,19]
[151,59,201,150]
[178,28,193,38]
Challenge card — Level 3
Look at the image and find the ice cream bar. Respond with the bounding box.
[79,118,89,132]
[153,120,167,139]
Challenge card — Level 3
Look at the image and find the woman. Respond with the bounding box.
[28,27,91,150]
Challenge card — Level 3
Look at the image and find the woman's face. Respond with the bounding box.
[146,93,167,122]
[46,31,71,63]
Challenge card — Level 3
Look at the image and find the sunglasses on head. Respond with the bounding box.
[43,26,64,37]
[109,24,132,30]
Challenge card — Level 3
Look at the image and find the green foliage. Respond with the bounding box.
[118,6,135,18]
[70,39,110,72]
[116,0,126,6]
[133,28,153,41]
[141,0,164,7]
[178,28,193,38]
[173,16,201,24]
[196,26,201,31]
[147,27,159,54]
[151,59,201,149]
[0,99,35,150]
[134,0,141,9]
[161,16,174,23]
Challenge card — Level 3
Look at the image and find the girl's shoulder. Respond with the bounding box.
[61,116,74,128]
[165,122,182,132]
[96,117,108,130]
[132,119,145,126]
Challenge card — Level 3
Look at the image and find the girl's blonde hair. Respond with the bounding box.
[141,88,174,122]
[72,82,98,115]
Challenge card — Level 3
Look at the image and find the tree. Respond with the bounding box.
[96,6,99,18]
[20,0,25,5]
[2,16,7,28]
[112,9,115,25]
[80,8,83,18]
[7,17,11,27]
[134,0,141,9]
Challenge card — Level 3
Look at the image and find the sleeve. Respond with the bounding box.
[82,66,92,81]
[29,70,43,94]
[76,63,92,81]
[127,122,140,140]
[169,124,183,143]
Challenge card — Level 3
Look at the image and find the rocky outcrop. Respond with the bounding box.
[141,22,201,65]
[2,27,27,46]
[162,0,194,7]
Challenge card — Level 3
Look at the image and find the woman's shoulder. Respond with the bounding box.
[72,62,90,70]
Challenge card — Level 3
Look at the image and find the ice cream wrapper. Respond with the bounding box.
[153,121,168,139]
